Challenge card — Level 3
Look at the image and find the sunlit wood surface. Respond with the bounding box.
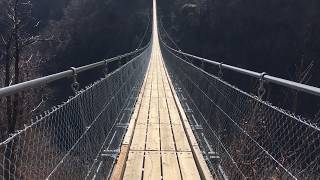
[110,0,213,179]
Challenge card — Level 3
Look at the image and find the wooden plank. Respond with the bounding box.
[130,124,147,150]
[152,80,158,85]
[151,89,158,98]
[110,145,129,180]
[167,99,181,125]
[120,58,150,146]
[141,95,151,105]
[118,8,215,179]
[164,85,171,91]
[143,151,161,180]
[112,49,152,176]
[150,97,158,105]
[138,105,149,114]
[161,57,214,180]
[123,122,135,145]
[170,113,181,125]
[149,108,158,119]
[172,124,191,152]
[139,108,149,116]
[158,90,165,98]
[183,125,199,147]
[149,117,159,124]
[123,104,141,145]
[146,124,160,151]
[143,89,151,97]
[123,151,144,180]
[168,95,198,146]
[158,98,167,110]
[147,76,153,81]
[140,102,150,111]
[159,110,170,124]
[136,109,148,125]
[160,124,175,151]
[145,83,152,90]
[149,98,158,118]
[177,152,201,180]
[193,146,214,180]
[166,98,177,109]
[161,152,181,180]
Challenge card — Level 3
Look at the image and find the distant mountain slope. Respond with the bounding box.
[158,0,320,119]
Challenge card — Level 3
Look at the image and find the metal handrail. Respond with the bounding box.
[0,43,150,97]
[160,39,320,97]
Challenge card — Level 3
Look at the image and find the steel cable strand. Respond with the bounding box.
[46,48,150,179]
[162,49,248,179]
[0,47,151,179]
[162,44,318,176]
[161,47,298,179]
[84,52,150,179]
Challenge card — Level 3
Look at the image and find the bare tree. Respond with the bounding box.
[0,0,46,178]
[1,0,51,137]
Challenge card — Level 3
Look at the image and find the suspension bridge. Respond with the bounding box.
[0,0,320,179]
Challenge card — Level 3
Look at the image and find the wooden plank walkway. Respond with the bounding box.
[110,0,213,179]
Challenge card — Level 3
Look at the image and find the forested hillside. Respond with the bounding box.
[158,0,320,119]
[0,0,150,139]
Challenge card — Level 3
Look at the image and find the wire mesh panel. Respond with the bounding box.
[160,43,320,180]
[0,46,151,180]
[90,75,145,179]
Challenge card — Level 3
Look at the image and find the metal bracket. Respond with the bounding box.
[104,60,109,77]
[70,67,79,94]
[118,57,122,67]
[180,97,188,101]
[201,61,205,70]
[101,149,120,158]
[258,72,267,99]
[218,62,224,78]
[208,151,220,160]
[124,108,134,111]
[116,123,129,128]
[193,125,203,130]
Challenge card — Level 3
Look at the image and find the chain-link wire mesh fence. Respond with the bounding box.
[160,41,320,180]
[0,45,151,180]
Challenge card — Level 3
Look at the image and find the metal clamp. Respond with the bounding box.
[104,60,109,77]
[258,72,267,99]
[201,61,205,70]
[118,57,122,67]
[218,62,223,78]
[70,67,79,94]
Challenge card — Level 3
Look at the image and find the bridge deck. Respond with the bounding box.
[110,0,212,179]
[127,50,199,179]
